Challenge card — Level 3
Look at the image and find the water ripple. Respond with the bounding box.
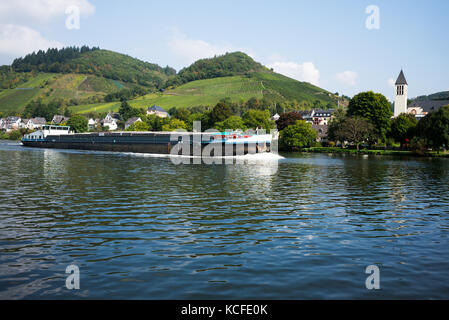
[0,142,449,299]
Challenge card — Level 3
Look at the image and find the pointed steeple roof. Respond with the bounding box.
[395,70,408,85]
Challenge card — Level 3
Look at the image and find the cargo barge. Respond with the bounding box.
[22,125,276,156]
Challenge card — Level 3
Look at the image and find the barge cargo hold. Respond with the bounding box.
[22,126,275,156]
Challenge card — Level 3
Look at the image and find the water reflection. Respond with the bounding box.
[0,142,449,299]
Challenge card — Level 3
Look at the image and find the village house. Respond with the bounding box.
[312,109,334,125]
[26,117,47,130]
[271,113,280,121]
[0,118,5,131]
[125,117,142,129]
[101,118,118,131]
[4,116,21,132]
[105,112,121,122]
[406,100,449,119]
[88,118,99,130]
[147,106,169,118]
[19,119,29,129]
[101,112,120,131]
[299,110,313,123]
[52,115,70,125]
[312,124,329,144]
[299,109,334,125]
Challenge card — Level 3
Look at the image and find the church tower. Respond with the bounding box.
[394,70,408,117]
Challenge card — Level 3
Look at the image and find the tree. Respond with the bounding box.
[333,116,374,150]
[22,100,59,121]
[118,100,141,121]
[186,112,209,131]
[348,91,392,141]
[171,107,191,122]
[142,114,164,131]
[246,97,263,110]
[67,115,88,133]
[242,109,275,131]
[390,113,418,147]
[327,108,347,142]
[127,121,149,131]
[214,116,247,132]
[417,105,449,151]
[275,112,303,131]
[162,118,187,131]
[279,120,317,151]
[209,102,233,126]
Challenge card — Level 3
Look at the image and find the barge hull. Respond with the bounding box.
[21,140,270,156]
[22,140,173,154]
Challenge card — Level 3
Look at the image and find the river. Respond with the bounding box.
[0,141,448,299]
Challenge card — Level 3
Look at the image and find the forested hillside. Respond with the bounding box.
[167,52,269,86]
[414,91,449,101]
[10,46,176,89]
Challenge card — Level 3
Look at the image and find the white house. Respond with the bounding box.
[147,106,169,118]
[271,113,280,121]
[312,109,333,125]
[88,118,99,130]
[297,109,334,125]
[105,112,121,122]
[19,119,28,129]
[5,116,21,132]
[101,118,117,131]
[26,117,47,130]
[100,112,122,131]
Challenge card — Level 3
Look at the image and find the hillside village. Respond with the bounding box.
[0,104,336,142]
[2,69,449,154]
[1,47,448,154]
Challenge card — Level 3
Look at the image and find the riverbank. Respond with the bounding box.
[0,130,22,141]
[299,147,449,158]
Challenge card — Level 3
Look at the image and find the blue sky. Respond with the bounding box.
[0,0,448,100]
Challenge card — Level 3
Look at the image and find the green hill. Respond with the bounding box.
[69,72,340,114]
[414,91,449,101]
[0,47,173,114]
[0,71,135,114]
[0,48,344,117]
[167,52,268,86]
[11,46,175,88]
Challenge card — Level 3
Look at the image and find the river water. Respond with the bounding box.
[0,141,448,299]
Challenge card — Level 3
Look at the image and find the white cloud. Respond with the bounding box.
[0,0,95,22]
[387,78,395,88]
[268,61,320,86]
[335,71,358,86]
[168,30,254,66]
[0,24,63,57]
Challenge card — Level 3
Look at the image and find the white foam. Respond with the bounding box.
[124,151,284,162]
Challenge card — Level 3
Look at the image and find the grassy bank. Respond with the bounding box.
[299,147,449,158]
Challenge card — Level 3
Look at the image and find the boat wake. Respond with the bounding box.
[126,151,284,162]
